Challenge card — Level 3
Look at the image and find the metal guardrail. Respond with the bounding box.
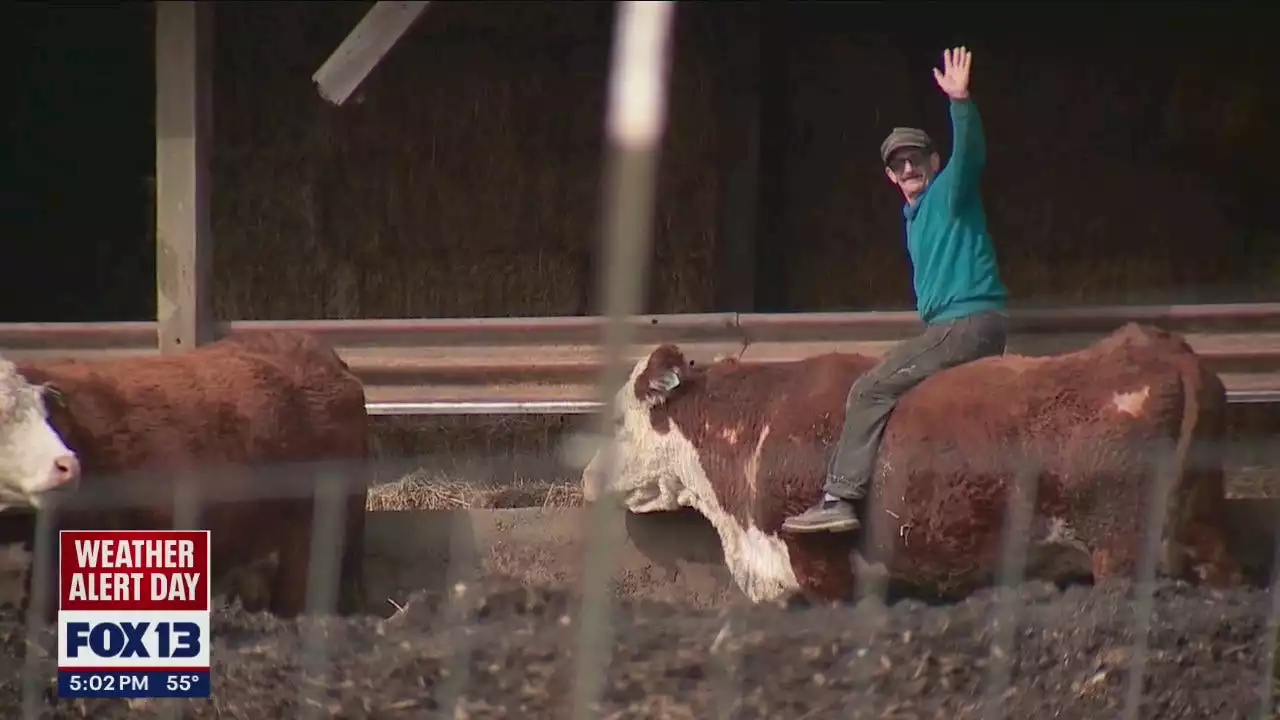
[2,302,1280,415]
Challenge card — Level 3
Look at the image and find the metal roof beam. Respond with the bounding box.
[312,1,430,106]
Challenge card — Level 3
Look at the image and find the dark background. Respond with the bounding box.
[3,1,1276,323]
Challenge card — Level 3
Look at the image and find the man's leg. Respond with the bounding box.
[781,311,1007,534]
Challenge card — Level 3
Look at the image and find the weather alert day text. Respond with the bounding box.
[65,538,201,603]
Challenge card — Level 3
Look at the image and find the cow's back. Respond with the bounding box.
[216,329,370,466]
[19,331,367,473]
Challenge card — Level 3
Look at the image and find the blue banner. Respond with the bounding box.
[57,669,210,699]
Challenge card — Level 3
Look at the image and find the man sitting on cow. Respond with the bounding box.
[782,47,1010,534]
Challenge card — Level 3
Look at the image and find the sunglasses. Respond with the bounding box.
[886,148,931,174]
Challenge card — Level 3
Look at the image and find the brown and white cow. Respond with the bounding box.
[0,358,82,507]
[0,330,371,620]
[581,323,1241,604]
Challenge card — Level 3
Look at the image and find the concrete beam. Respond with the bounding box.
[313,1,430,106]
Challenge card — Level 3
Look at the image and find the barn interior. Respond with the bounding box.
[5,1,1278,324]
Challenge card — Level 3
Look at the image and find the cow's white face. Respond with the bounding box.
[579,347,803,603]
[0,360,81,510]
[580,356,694,514]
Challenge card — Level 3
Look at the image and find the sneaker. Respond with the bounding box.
[781,497,861,534]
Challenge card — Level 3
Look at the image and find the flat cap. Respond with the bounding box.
[880,127,933,164]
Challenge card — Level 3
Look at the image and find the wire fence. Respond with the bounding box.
[1,438,1277,717]
[2,1,1279,717]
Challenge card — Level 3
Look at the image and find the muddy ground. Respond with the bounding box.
[0,576,1275,720]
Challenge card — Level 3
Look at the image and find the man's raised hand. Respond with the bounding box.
[933,47,972,100]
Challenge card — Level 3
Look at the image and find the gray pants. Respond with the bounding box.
[824,309,1008,500]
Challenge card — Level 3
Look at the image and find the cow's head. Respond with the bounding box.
[581,344,700,513]
[0,360,81,510]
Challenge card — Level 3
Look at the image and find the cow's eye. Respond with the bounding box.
[612,415,624,429]
[40,384,66,410]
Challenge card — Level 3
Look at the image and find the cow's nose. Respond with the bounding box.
[50,454,81,487]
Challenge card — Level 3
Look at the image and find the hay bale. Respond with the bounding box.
[210,2,717,321]
[367,472,581,512]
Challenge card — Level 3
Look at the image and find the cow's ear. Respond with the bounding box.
[638,344,691,407]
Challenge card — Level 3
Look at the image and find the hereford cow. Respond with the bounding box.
[581,323,1241,604]
[0,358,82,507]
[0,330,371,620]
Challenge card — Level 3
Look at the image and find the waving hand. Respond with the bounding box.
[933,47,972,100]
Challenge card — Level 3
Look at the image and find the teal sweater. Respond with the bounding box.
[903,99,1008,325]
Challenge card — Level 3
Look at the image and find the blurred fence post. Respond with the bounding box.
[1122,439,1180,720]
[571,3,677,719]
[982,455,1041,720]
[21,505,57,720]
[172,471,200,531]
[297,467,349,719]
[1258,519,1280,718]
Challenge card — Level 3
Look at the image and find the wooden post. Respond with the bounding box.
[155,1,214,354]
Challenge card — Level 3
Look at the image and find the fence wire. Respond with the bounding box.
[0,439,1276,717]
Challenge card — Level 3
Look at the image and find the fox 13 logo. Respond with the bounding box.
[57,530,212,699]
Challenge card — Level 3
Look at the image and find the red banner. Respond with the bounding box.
[59,530,210,612]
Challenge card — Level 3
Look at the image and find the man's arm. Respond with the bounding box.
[931,47,985,210]
[945,97,987,201]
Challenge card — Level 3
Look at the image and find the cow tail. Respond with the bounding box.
[1160,351,1232,581]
